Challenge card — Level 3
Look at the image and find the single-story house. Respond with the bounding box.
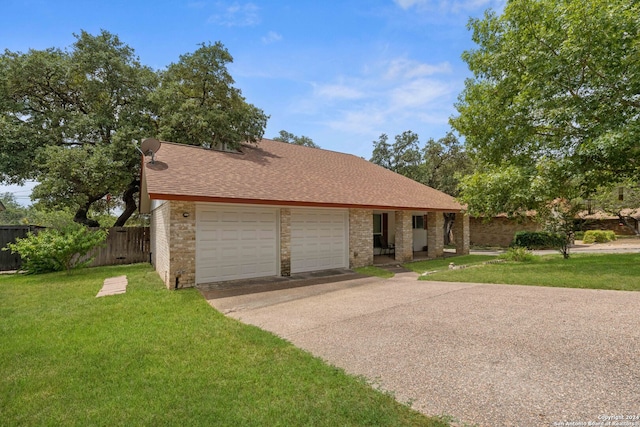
[140,139,468,289]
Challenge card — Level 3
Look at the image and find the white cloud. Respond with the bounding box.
[261,31,282,44]
[313,83,364,100]
[389,78,453,109]
[393,0,504,13]
[208,2,260,27]
[385,58,451,80]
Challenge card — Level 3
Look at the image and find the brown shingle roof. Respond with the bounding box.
[141,139,462,212]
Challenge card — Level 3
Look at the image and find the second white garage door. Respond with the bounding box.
[291,209,348,273]
[196,205,278,283]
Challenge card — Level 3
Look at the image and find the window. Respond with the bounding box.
[412,215,424,229]
[373,214,382,235]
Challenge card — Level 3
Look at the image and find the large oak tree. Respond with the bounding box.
[0,33,267,226]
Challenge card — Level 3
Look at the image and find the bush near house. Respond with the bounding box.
[582,230,616,244]
[4,225,107,274]
[511,231,565,250]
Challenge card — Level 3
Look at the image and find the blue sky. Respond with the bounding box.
[1,0,504,205]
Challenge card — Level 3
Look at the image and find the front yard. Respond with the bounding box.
[0,264,445,427]
[406,253,640,291]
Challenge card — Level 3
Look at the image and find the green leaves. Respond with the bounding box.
[152,42,268,149]
[452,0,640,220]
[5,225,107,274]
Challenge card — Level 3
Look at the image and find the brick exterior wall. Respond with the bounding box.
[280,208,291,276]
[349,209,373,268]
[427,212,444,258]
[470,217,541,247]
[151,200,197,290]
[169,201,196,289]
[394,211,413,262]
[454,213,470,255]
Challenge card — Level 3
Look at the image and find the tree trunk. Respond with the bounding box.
[74,193,107,227]
[114,179,140,227]
[443,213,455,245]
[617,213,640,236]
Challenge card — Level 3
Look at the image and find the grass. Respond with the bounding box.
[0,263,448,427]
[354,265,395,279]
[403,254,498,274]
[410,253,640,291]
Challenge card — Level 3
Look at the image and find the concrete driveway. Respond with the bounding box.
[203,272,640,427]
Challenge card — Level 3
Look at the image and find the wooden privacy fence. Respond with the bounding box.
[0,226,46,271]
[0,226,150,271]
[88,227,150,267]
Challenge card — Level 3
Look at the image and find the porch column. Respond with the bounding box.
[394,211,413,263]
[454,212,470,255]
[427,212,444,258]
[349,209,373,268]
[280,208,291,276]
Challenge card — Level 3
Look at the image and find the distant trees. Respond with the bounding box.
[370,131,470,196]
[0,31,268,227]
[273,130,319,148]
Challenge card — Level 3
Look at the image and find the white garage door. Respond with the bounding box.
[196,205,278,283]
[291,209,348,273]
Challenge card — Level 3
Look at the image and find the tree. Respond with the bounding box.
[370,131,423,182]
[422,132,471,198]
[0,193,28,225]
[450,0,640,255]
[152,42,268,150]
[452,0,640,206]
[273,130,319,148]
[588,182,640,235]
[0,30,157,226]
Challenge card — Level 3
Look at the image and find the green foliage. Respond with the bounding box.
[0,192,28,224]
[5,225,107,274]
[574,231,585,241]
[152,42,268,149]
[371,131,470,196]
[512,231,565,250]
[273,130,319,148]
[0,30,156,226]
[499,247,534,262]
[583,230,617,244]
[452,0,640,224]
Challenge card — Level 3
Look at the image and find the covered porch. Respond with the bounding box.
[371,210,469,265]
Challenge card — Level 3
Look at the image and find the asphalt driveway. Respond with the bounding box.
[204,272,640,427]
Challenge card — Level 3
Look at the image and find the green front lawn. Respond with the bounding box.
[0,264,446,426]
[408,253,640,291]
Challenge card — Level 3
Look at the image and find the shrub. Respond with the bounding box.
[582,230,616,244]
[574,231,585,241]
[512,231,565,249]
[5,225,108,274]
[499,247,534,262]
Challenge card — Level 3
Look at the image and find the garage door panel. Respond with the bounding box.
[197,206,278,283]
[291,209,347,274]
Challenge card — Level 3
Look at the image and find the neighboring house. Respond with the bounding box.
[140,140,468,289]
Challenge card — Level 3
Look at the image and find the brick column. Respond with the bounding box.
[349,209,373,268]
[169,201,196,288]
[394,211,413,263]
[427,212,444,258]
[280,208,291,276]
[454,212,470,255]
